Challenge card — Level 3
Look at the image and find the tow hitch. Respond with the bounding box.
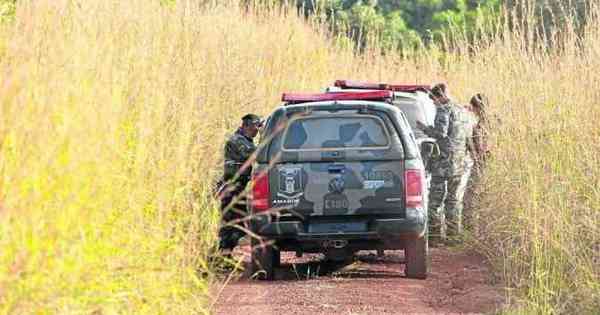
[322,239,348,249]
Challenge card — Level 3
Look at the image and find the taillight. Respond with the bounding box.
[251,172,270,212]
[404,169,423,208]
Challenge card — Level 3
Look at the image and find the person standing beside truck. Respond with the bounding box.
[459,99,479,230]
[470,93,490,168]
[416,83,469,245]
[461,93,489,234]
[217,114,263,253]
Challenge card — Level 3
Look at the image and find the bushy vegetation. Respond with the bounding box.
[293,0,591,49]
[295,0,500,48]
[0,0,598,314]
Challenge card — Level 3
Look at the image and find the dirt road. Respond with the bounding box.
[212,245,505,314]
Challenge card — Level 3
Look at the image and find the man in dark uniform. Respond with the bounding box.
[218,113,263,252]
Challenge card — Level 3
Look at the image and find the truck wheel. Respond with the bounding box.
[405,236,428,279]
[251,238,275,280]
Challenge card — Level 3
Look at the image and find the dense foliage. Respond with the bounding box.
[294,0,590,49]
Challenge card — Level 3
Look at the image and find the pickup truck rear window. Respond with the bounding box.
[282,115,390,150]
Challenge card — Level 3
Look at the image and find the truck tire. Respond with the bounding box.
[405,236,428,279]
[251,238,275,280]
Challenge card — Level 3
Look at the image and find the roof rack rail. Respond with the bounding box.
[282,90,393,104]
[334,80,430,93]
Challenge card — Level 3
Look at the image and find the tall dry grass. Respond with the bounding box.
[460,4,600,314]
[0,0,433,313]
[0,0,598,314]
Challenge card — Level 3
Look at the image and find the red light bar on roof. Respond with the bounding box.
[282,90,393,104]
[388,84,431,92]
[334,80,430,93]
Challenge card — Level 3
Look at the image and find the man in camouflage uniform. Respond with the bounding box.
[417,84,470,244]
[218,113,263,252]
[470,93,490,166]
[460,93,489,234]
[459,99,479,228]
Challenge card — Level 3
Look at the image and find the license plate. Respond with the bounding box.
[308,221,367,233]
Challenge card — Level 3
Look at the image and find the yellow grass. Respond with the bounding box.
[0,0,598,314]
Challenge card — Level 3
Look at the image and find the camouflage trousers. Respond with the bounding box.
[459,156,475,217]
[217,182,248,251]
[428,175,465,242]
[461,159,484,235]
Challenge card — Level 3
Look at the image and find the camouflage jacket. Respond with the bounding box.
[464,109,478,162]
[473,114,489,161]
[422,101,469,177]
[224,128,256,184]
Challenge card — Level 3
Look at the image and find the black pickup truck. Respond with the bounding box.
[249,90,429,280]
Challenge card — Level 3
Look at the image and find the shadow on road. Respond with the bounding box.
[238,251,408,281]
[215,248,506,315]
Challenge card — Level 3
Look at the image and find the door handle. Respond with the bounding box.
[327,165,346,174]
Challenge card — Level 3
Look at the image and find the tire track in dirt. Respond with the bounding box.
[212,245,506,314]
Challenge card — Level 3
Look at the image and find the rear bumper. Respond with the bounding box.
[250,211,427,242]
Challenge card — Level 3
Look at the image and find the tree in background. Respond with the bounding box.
[295,0,502,49]
[294,0,592,50]
[504,0,591,48]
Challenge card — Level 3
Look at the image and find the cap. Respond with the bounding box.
[430,83,447,98]
[242,113,263,127]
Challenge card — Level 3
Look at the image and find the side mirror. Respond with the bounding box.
[430,141,440,159]
[418,139,440,161]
